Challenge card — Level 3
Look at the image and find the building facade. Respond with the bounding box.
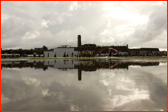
[44,47,78,57]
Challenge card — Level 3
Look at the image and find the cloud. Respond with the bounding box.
[1,1,167,50]
[126,3,167,48]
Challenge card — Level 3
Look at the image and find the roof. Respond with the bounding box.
[81,44,96,46]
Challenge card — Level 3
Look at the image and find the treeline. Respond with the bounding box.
[2,46,53,55]
[2,49,43,54]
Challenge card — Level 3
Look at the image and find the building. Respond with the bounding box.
[128,48,159,54]
[44,46,78,57]
[44,35,160,57]
[44,35,128,57]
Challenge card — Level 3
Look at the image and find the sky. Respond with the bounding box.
[1,1,167,51]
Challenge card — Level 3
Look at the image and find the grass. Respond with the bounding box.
[1,58,29,61]
[29,56,167,60]
[1,56,167,61]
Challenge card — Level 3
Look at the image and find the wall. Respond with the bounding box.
[44,48,78,57]
[44,51,55,57]
[54,48,78,57]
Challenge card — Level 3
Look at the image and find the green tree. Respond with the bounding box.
[43,45,48,51]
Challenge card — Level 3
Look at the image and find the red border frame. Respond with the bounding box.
[0,0,167,1]
[0,0,167,112]
[0,0,1,111]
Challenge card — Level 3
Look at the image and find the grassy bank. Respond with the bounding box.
[29,56,167,60]
[1,58,29,61]
[1,56,167,61]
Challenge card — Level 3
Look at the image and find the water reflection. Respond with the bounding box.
[1,60,160,81]
[1,59,167,111]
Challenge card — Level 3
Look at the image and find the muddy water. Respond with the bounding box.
[1,59,167,111]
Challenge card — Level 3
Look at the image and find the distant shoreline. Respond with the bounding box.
[1,56,167,61]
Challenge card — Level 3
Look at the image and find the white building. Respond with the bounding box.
[44,47,78,57]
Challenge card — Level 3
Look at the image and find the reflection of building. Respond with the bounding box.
[2,60,160,81]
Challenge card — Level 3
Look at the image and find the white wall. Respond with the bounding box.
[44,51,55,57]
[54,48,78,57]
[44,48,78,57]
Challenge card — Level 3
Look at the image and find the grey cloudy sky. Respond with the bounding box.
[1,1,167,50]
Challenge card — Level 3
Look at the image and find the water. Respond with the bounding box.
[1,59,167,111]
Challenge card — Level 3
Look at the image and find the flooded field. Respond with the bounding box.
[1,59,167,111]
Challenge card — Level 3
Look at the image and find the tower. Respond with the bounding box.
[77,35,81,47]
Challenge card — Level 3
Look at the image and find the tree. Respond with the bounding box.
[43,45,48,51]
